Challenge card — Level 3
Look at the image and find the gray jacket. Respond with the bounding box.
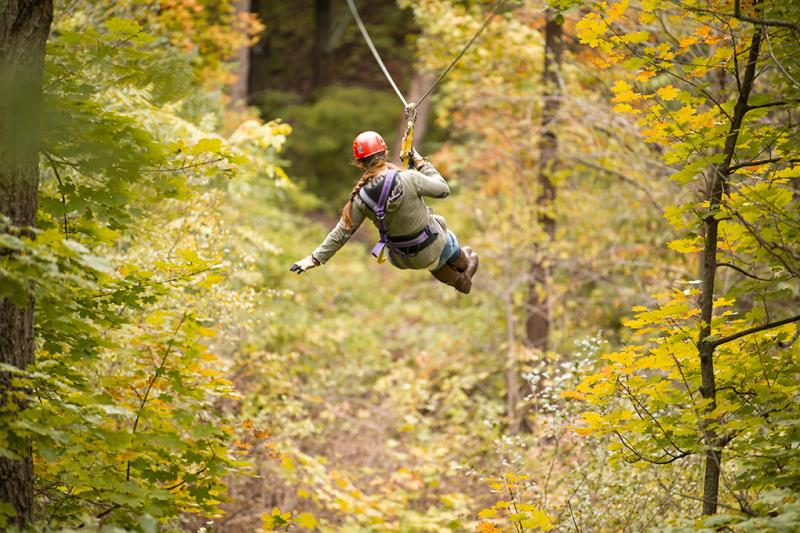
[311,162,450,270]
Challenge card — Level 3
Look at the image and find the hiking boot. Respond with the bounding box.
[463,246,479,277]
[431,264,472,294]
[449,248,470,272]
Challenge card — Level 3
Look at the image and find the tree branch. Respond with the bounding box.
[613,430,692,465]
[747,100,799,110]
[734,0,800,32]
[728,157,800,171]
[710,314,800,348]
[140,157,226,173]
[716,262,775,281]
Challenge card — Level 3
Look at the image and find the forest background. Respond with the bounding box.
[0,0,798,531]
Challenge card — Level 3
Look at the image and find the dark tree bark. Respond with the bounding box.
[525,9,562,351]
[697,26,763,517]
[0,0,53,526]
[507,9,563,435]
[311,0,332,89]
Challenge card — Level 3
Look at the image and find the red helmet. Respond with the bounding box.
[353,131,387,160]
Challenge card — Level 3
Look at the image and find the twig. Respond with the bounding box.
[140,157,226,173]
[716,262,775,281]
[709,314,800,348]
[567,500,581,532]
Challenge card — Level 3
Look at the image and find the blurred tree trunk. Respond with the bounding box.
[525,9,562,351]
[312,0,332,89]
[510,9,562,434]
[0,0,53,526]
[392,71,435,164]
[230,0,252,106]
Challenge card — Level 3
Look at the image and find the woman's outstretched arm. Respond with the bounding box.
[291,205,366,274]
[310,202,366,265]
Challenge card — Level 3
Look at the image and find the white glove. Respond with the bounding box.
[290,255,320,274]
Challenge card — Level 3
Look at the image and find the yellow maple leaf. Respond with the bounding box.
[678,35,699,49]
[478,508,498,519]
[696,25,712,40]
[582,410,606,430]
[612,79,633,93]
[520,509,555,531]
[656,43,674,60]
[620,31,650,44]
[640,11,656,24]
[611,90,637,103]
[668,237,703,254]
[591,380,615,398]
[635,70,655,82]
[576,14,608,48]
[613,103,637,114]
[673,105,697,124]
[295,512,319,529]
[607,0,629,22]
[476,521,501,533]
[561,390,586,400]
[691,111,716,130]
[656,85,679,101]
[642,122,668,143]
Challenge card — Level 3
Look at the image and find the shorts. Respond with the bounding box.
[433,230,462,271]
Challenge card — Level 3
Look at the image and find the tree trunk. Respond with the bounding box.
[230,0,253,106]
[0,0,53,526]
[311,0,332,89]
[697,26,762,517]
[392,71,436,164]
[507,10,563,435]
[525,9,562,351]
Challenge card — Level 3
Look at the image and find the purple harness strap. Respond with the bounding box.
[368,170,398,259]
[359,170,438,265]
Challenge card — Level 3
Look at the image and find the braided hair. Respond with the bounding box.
[342,151,398,228]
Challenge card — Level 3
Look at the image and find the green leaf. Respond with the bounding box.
[189,138,224,155]
[105,17,142,36]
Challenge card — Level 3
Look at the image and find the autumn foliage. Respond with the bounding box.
[0,0,798,531]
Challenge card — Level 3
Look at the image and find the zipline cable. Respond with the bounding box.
[344,0,506,109]
[344,0,409,107]
[345,0,506,166]
[415,0,506,106]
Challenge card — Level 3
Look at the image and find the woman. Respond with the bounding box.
[290,131,479,294]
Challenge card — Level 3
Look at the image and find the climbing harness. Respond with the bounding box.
[359,170,439,264]
[345,0,505,168]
